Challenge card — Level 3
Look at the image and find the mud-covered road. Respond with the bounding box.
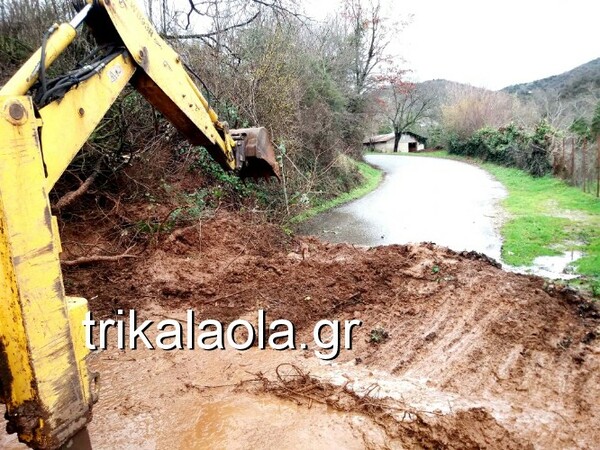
[2,211,598,449]
[300,154,507,260]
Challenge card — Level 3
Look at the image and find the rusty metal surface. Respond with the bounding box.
[230,127,281,180]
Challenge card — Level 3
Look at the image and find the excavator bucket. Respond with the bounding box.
[230,127,281,180]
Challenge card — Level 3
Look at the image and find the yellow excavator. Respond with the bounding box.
[0,1,279,448]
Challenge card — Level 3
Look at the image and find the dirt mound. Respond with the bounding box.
[54,211,600,448]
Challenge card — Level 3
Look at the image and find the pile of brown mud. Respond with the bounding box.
[3,211,598,449]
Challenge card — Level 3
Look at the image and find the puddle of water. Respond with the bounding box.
[507,250,583,280]
[176,394,367,450]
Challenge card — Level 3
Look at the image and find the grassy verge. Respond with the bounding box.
[403,150,600,294]
[289,159,383,224]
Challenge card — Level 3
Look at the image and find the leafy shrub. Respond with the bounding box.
[448,120,557,177]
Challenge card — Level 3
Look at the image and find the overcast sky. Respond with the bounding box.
[303,0,600,90]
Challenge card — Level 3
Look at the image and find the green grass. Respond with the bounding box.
[290,159,382,223]
[501,216,570,264]
[402,150,600,289]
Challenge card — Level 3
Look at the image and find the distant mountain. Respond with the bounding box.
[502,58,600,99]
[415,59,600,132]
[501,58,600,125]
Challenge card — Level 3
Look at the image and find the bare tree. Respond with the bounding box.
[530,88,567,129]
[376,68,432,152]
[343,0,390,96]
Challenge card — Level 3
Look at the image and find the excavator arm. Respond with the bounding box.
[0,1,279,448]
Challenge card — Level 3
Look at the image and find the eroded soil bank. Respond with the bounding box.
[2,212,599,449]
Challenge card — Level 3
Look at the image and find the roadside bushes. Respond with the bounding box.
[447,120,556,177]
[181,16,373,219]
[1,0,383,225]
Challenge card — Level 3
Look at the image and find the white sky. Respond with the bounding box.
[303,0,600,90]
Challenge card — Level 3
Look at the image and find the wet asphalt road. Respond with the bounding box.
[298,154,508,260]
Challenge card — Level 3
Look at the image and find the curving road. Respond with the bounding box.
[299,154,507,260]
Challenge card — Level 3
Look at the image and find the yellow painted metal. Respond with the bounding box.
[0,23,77,96]
[0,96,93,449]
[0,2,277,447]
[66,297,97,406]
[41,52,137,190]
[98,0,237,170]
[0,169,36,410]
[182,71,238,151]
[51,216,62,254]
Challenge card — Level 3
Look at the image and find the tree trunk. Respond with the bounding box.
[393,131,401,152]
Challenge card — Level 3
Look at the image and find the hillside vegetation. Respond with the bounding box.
[0,0,402,259]
[502,58,600,127]
[419,57,600,200]
[503,58,600,100]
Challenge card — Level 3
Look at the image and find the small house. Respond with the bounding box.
[363,132,427,153]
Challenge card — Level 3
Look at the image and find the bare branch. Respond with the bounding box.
[164,10,260,39]
[52,157,104,212]
[61,253,139,266]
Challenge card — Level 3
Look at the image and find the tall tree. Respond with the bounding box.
[376,68,432,152]
[343,0,390,96]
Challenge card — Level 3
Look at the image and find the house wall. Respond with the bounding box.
[373,141,405,152]
[371,134,418,153]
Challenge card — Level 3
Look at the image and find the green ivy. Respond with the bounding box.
[447,120,557,177]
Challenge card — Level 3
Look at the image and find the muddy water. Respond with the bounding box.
[299,154,507,260]
[508,250,583,280]
[178,394,370,449]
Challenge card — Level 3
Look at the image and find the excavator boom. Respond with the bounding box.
[0,1,279,449]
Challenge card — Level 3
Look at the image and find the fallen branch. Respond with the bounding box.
[61,253,139,266]
[53,157,104,212]
[62,245,139,266]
